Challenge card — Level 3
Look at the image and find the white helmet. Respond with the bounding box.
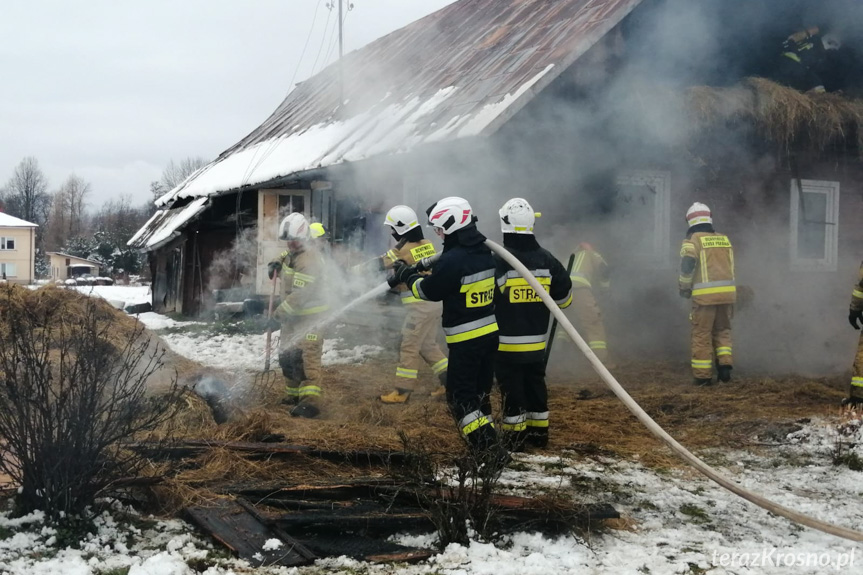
[279,212,310,240]
[686,202,712,227]
[499,197,539,234]
[822,33,841,51]
[383,205,419,236]
[426,196,473,235]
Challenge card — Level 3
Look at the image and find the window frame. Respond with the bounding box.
[789,179,839,272]
[0,237,15,250]
[616,169,672,268]
[0,263,17,277]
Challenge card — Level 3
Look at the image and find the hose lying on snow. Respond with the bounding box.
[486,239,863,543]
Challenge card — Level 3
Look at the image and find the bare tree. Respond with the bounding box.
[150,157,207,201]
[60,174,90,238]
[2,157,50,226]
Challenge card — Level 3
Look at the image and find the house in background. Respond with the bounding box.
[131,0,863,374]
[46,252,102,281]
[0,211,37,284]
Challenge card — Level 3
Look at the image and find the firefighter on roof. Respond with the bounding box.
[844,261,863,407]
[678,202,736,386]
[775,26,841,93]
[493,198,572,449]
[567,242,611,364]
[268,213,329,418]
[388,197,508,467]
[377,205,448,404]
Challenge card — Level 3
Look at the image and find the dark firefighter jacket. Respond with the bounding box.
[494,234,573,362]
[405,224,498,344]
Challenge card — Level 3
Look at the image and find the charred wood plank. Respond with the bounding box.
[184,501,316,567]
[365,549,435,564]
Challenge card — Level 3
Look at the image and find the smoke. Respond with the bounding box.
[330,0,863,377]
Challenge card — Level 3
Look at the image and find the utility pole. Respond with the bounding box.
[338,0,344,106]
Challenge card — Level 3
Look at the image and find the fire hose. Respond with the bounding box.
[485,239,863,543]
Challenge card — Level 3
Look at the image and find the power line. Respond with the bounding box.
[310,3,335,76]
[289,0,325,91]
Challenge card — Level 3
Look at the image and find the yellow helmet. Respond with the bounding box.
[310,222,326,238]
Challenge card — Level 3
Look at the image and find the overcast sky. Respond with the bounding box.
[0,0,458,208]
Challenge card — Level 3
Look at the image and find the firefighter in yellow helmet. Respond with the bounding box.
[567,242,611,363]
[267,213,329,418]
[844,261,863,407]
[377,205,448,403]
[678,203,736,386]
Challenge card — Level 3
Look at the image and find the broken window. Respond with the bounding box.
[790,179,839,271]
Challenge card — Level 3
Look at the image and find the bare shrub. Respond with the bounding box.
[394,426,508,548]
[0,285,182,521]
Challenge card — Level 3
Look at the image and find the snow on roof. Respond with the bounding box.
[0,212,38,228]
[156,0,642,207]
[127,197,209,250]
[46,252,102,266]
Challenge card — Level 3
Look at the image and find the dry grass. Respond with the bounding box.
[686,77,863,153]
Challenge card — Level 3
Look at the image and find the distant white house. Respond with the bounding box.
[0,212,37,284]
[46,252,102,281]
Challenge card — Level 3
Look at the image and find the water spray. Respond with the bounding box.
[485,239,863,543]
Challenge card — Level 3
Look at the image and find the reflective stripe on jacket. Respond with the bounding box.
[381,239,437,304]
[494,242,572,361]
[273,244,329,317]
[570,247,609,290]
[679,232,736,305]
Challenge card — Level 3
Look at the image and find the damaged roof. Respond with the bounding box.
[156,0,643,208]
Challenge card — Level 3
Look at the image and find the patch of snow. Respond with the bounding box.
[262,538,283,551]
[322,337,384,366]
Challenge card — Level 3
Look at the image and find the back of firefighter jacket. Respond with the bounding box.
[407,242,497,344]
[679,231,736,305]
[495,245,573,362]
[382,239,437,304]
[571,247,609,291]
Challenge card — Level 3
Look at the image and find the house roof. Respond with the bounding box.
[128,197,209,250]
[0,212,38,228]
[46,252,102,266]
[156,0,643,208]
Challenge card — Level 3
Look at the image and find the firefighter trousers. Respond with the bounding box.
[279,318,323,402]
[850,331,863,401]
[446,333,498,452]
[690,303,733,379]
[394,301,448,390]
[569,289,608,361]
[494,358,549,448]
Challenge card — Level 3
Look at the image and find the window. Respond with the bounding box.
[790,179,839,271]
[0,237,15,250]
[615,170,672,267]
[0,263,17,277]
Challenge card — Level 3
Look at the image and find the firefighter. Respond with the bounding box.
[377,205,448,403]
[775,26,841,93]
[844,261,863,407]
[567,242,611,363]
[388,197,507,465]
[268,213,330,418]
[678,202,736,386]
[494,198,572,449]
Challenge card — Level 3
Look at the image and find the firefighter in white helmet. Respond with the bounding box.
[388,197,508,468]
[376,205,448,403]
[268,212,329,418]
[494,198,572,449]
[679,202,736,386]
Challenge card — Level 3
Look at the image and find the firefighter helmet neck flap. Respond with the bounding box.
[383,205,420,237]
[686,202,712,227]
[499,197,539,234]
[279,212,311,240]
[426,196,474,235]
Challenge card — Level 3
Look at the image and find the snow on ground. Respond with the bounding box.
[6,301,862,573]
[64,284,152,308]
[3,417,861,573]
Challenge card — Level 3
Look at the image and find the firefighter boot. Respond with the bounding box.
[290,397,320,419]
[717,365,733,383]
[694,377,713,387]
[380,388,412,404]
[430,371,447,398]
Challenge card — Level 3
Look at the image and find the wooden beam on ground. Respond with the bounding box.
[184,500,316,568]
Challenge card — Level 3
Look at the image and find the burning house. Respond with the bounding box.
[130,0,863,374]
